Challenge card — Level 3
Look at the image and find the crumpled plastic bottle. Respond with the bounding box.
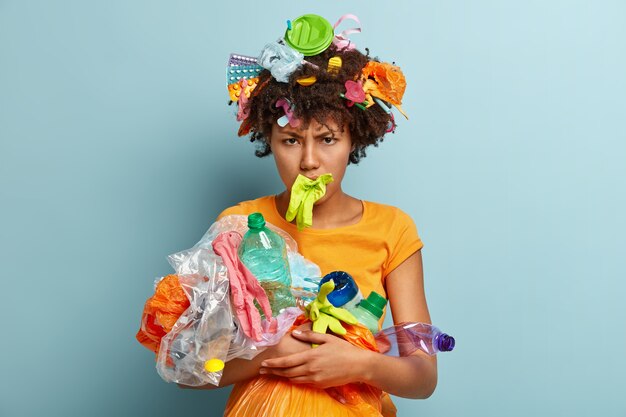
[238,212,296,316]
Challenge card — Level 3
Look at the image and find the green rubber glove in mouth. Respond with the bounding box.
[285,173,334,231]
[305,280,358,347]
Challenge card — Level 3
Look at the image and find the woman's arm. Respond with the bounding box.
[259,250,438,399]
[365,249,437,398]
[178,321,314,390]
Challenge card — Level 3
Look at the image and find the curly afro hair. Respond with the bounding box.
[238,45,396,164]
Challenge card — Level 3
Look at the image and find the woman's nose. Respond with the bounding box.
[300,143,320,171]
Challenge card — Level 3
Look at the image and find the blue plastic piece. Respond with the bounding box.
[319,271,359,307]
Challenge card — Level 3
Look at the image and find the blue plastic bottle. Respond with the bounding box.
[374,322,455,356]
[238,213,296,316]
[318,271,363,311]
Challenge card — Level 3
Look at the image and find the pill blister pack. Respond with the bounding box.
[227,54,264,84]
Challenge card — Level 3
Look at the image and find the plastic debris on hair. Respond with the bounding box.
[275,98,301,128]
[228,77,260,102]
[227,54,263,85]
[340,80,368,110]
[296,75,317,86]
[361,61,408,119]
[284,14,334,56]
[327,56,342,75]
[238,117,252,137]
[332,14,361,52]
[372,97,396,132]
[236,80,251,121]
[258,41,304,83]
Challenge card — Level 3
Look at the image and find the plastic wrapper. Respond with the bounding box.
[288,252,321,305]
[224,316,386,417]
[138,215,320,386]
[136,274,191,354]
[258,41,304,83]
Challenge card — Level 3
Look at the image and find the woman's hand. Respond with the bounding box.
[258,329,372,390]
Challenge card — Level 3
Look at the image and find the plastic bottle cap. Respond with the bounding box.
[204,358,225,373]
[436,334,455,352]
[247,212,266,229]
[284,14,334,56]
[358,291,386,319]
[319,271,358,307]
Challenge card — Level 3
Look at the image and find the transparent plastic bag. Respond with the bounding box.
[288,252,322,305]
[156,248,233,387]
[169,214,322,307]
[149,215,316,386]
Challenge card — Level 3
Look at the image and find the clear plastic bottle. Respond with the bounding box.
[348,291,387,334]
[238,212,296,316]
[318,271,363,311]
[374,322,455,356]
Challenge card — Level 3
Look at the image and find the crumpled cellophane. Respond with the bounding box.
[224,315,385,417]
[137,215,321,387]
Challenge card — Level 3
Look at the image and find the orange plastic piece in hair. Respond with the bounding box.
[136,274,190,356]
[228,77,260,102]
[361,61,408,119]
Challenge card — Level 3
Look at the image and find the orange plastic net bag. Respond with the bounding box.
[136,274,190,355]
[224,316,386,417]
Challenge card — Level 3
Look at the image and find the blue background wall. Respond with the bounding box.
[1,1,625,416]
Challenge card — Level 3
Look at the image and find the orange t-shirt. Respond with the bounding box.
[217,195,423,326]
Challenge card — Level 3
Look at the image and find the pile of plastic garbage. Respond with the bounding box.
[136,214,320,386]
[136,213,455,390]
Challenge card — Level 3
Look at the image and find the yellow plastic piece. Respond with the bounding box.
[296,75,317,86]
[204,358,225,373]
[327,56,342,75]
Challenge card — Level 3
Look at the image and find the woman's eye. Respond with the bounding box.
[322,137,336,144]
[284,138,298,145]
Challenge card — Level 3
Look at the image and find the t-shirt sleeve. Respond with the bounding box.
[383,208,424,278]
[216,204,245,220]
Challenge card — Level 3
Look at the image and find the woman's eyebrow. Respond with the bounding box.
[278,130,303,138]
[277,128,335,138]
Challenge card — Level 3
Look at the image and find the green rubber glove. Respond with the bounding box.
[305,280,358,347]
[286,173,334,230]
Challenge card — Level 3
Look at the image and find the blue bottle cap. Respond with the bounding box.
[319,271,359,307]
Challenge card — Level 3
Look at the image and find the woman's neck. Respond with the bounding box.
[275,188,363,229]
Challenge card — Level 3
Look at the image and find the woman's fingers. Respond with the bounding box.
[259,364,308,378]
[289,329,333,345]
[261,349,310,369]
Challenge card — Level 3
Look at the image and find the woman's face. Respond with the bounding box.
[269,118,352,203]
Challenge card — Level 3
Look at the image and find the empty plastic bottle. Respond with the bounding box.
[318,271,363,311]
[374,322,455,356]
[238,213,296,316]
[348,291,387,334]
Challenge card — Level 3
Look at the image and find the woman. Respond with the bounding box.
[196,14,437,416]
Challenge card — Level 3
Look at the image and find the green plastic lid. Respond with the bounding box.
[247,212,266,229]
[284,14,334,56]
[358,291,387,319]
